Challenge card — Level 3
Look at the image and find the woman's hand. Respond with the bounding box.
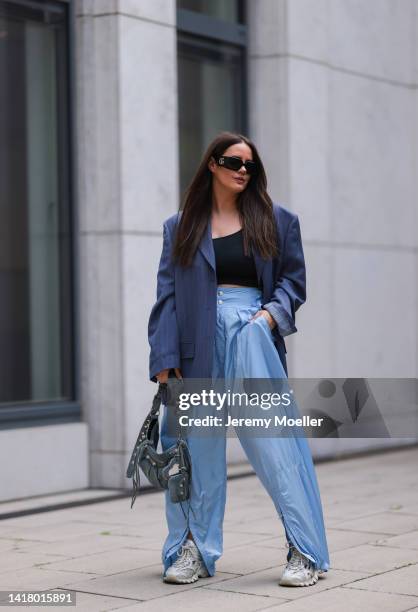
[250,310,276,331]
[156,367,183,384]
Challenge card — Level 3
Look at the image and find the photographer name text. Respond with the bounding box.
[178,415,324,428]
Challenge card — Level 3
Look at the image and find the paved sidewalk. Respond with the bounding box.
[1,446,418,611]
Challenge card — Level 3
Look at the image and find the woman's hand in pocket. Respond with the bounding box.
[250,310,276,331]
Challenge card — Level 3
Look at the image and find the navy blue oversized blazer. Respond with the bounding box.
[148,202,306,383]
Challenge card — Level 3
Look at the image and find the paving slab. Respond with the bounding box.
[259,586,418,611]
[0,567,98,590]
[4,532,158,558]
[66,564,240,601]
[373,530,418,550]
[331,511,418,535]
[328,543,418,573]
[0,520,136,543]
[36,547,164,576]
[345,563,418,596]
[115,587,286,612]
[0,549,67,574]
[221,516,289,537]
[215,542,286,574]
[204,566,369,600]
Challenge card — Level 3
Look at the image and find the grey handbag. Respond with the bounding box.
[126,373,191,509]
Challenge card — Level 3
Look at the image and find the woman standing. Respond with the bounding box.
[148,132,330,587]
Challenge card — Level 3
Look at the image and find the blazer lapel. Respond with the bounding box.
[198,216,216,272]
[198,218,268,295]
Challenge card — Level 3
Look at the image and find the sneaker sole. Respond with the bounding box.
[279,572,319,587]
[163,569,209,584]
[163,573,199,584]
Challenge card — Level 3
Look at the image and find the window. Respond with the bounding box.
[177,1,247,196]
[0,0,77,425]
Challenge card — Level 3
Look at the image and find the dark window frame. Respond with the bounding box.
[0,0,80,430]
[177,8,247,45]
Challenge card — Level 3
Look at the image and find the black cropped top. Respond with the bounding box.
[212,229,259,288]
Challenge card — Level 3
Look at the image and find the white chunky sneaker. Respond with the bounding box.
[279,544,319,587]
[163,539,209,584]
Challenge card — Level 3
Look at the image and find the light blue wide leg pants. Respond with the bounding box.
[160,286,330,576]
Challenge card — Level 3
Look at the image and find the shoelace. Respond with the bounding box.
[286,546,310,572]
[172,543,197,570]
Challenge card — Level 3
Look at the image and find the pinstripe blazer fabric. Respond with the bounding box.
[148,202,306,383]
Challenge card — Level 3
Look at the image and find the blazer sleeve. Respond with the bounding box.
[262,214,307,337]
[148,221,181,382]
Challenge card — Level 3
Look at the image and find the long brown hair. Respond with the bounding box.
[172,131,280,267]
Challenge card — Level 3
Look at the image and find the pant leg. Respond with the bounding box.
[160,406,227,576]
[227,303,331,572]
[160,299,230,577]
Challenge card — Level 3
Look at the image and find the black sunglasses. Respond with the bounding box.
[216,155,257,176]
